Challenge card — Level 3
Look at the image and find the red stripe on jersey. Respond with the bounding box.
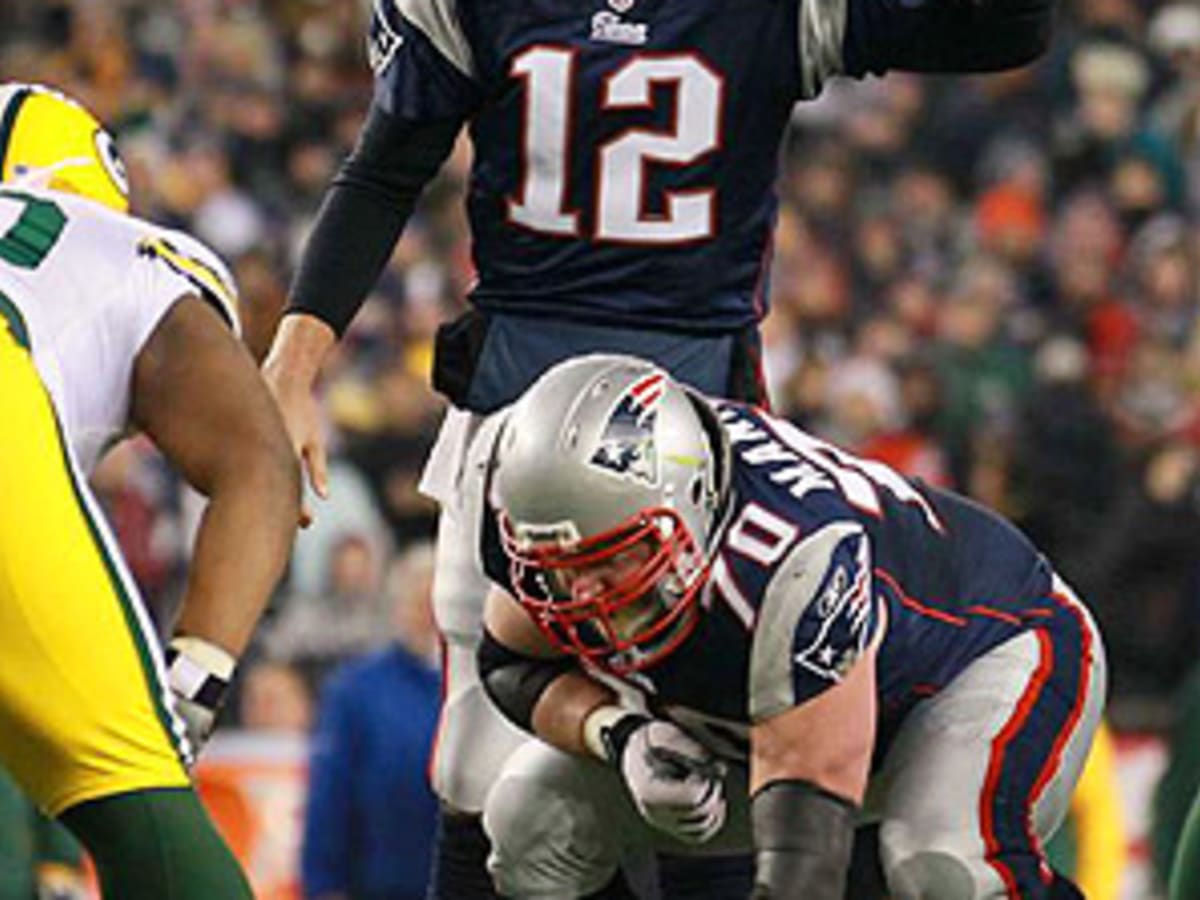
[966,605,1023,627]
[874,568,968,627]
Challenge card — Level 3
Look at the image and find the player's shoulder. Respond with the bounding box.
[39,188,239,329]
[748,520,876,720]
[0,182,127,245]
[129,221,239,333]
[372,0,477,78]
[0,184,150,281]
[718,402,862,520]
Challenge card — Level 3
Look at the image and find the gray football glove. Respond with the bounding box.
[602,715,727,844]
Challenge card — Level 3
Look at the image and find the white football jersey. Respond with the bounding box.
[0,185,238,473]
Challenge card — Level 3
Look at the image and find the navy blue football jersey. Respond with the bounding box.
[634,402,1069,764]
[370,0,846,332]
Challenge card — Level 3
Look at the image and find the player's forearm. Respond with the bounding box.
[1171,792,1200,900]
[477,627,616,756]
[286,177,408,337]
[262,312,337,390]
[174,450,300,656]
[844,0,1054,78]
[286,103,460,336]
[531,671,618,758]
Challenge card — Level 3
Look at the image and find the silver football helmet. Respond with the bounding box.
[490,354,729,673]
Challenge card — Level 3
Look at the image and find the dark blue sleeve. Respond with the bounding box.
[287,102,460,335]
[301,672,359,897]
[370,0,482,121]
[842,0,1055,78]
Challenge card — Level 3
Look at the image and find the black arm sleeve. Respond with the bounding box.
[286,101,463,336]
[750,780,857,900]
[843,0,1055,79]
[477,628,577,734]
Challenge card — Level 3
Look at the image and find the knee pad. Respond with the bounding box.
[885,850,978,900]
[880,817,1005,900]
[484,764,622,898]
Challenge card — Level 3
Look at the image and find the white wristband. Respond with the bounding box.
[582,704,633,760]
[167,636,236,700]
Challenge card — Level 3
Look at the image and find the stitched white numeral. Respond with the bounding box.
[507,47,722,244]
[597,56,721,243]
[507,47,580,236]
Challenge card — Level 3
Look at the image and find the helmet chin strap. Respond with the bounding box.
[10,157,95,190]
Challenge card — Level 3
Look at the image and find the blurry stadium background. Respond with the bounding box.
[2,0,1199,897]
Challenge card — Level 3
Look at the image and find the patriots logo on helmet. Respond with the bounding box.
[589,371,665,486]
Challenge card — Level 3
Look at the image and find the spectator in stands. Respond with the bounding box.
[1013,336,1119,571]
[1147,3,1200,214]
[932,258,1032,501]
[266,532,391,673]
[239,661,314,735]
[1085,442,1200,697]
[1055,40,1185,209]
[822,354,950,485]
[301,542,440,900]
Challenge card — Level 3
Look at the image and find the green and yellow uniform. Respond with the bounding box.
[0,180,236,816]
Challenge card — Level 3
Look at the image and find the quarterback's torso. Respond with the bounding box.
[0,186,236,473]
[374,0,844,331]
[635,403,1057,763]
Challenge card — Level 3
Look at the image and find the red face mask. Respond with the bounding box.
[501,506,709,674]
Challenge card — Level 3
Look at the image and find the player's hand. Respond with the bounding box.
[264,371,327,527]
[165,636,235,764]
[262,321,332,528]
[605,716,727,844]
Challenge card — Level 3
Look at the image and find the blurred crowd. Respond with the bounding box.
[2,0,1199,892]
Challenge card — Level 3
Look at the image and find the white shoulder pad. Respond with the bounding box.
[749,521,866,721]
[395,0,476,78]
[138,228,240,336]
[797,0,847,99]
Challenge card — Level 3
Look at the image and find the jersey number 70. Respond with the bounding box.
[507,47,723,246]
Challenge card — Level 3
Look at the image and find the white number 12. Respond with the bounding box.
[507,46,723,245]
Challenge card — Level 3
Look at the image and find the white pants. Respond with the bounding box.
[483,591,1107,900]
[422,407,531,813]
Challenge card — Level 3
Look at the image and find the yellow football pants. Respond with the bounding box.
[0,304,189,816]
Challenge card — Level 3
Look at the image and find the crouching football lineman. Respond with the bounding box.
[478,355,1103,899]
